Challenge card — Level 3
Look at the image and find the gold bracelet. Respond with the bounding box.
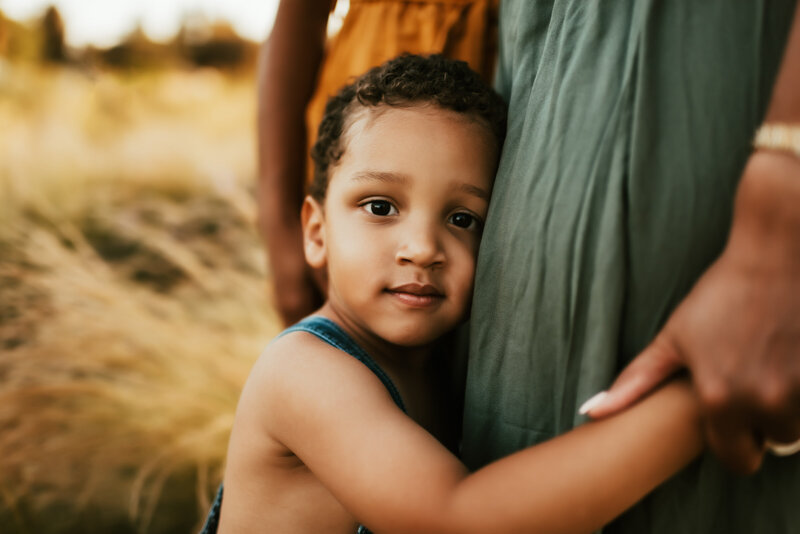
[753,123,800,158]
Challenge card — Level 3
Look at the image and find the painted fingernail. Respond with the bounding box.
[766,438,800,457]
[579,391,608,415]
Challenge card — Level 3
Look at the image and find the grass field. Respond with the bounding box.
[0,61,282,533]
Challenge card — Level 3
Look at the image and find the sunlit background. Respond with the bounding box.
[1,0,279,46]
[0,2,346,533]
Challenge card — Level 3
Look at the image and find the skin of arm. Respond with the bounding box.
[256,0,333,325]
[253,333,702,534]
[586,2,800,473]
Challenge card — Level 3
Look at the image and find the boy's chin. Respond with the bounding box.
[379,321,460,348]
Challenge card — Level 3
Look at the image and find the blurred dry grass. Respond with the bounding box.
[0,61,281,533]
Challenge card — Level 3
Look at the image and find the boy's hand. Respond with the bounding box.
[584,152,800,474]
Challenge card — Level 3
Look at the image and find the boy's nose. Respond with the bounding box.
[395,224,444,268]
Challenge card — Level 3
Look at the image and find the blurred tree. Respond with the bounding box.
[175,18,257,71]
[99,25,170,70]
[41,6,66,62]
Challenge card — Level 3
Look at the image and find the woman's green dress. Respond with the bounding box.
[463,1,800,531]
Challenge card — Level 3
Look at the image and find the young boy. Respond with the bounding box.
[202,55,702,534]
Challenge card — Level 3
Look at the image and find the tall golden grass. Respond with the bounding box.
[0,61,281,533]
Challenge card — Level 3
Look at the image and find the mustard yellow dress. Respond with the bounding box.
[305,0,498,184]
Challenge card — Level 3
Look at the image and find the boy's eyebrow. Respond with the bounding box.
[351,170,410,184]
[352,171,490,200]
[459,183,490,201]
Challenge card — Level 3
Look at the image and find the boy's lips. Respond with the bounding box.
[385,283,444,308]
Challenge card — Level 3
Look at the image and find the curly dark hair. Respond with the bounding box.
[309,54,507,201]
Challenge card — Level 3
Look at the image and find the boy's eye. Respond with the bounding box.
[363,200,397,216]
[449,212,481,230]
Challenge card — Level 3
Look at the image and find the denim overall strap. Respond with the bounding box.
[199,485,223,534]
[281,316,407,413]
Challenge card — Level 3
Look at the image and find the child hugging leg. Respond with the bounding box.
[203,54,703,534]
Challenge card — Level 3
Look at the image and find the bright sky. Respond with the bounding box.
[0,0,283,47]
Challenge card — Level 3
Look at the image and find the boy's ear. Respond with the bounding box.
[301,196,327,269]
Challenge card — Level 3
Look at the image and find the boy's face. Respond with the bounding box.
[303,106,496,347]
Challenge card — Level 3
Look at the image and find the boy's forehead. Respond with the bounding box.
[350,104,481,131]
[342,105,496,157]
[322,104,497,204]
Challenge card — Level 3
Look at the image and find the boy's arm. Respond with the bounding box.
[258,334,702,534]
[256,0,333,325]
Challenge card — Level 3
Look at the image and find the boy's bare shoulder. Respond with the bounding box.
[238,329,402,443]
[248,329,380,393]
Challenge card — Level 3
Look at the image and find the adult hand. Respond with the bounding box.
[274,263,324,326]
[259,210,325,326]
[584,151,800,474]
[271,248,325,326]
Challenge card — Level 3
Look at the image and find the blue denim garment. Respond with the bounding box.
[199,316,406,534]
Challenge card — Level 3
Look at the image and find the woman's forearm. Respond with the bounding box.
[765,3,800,122]
[737,0,800,260]
[256,0,331,219]
[735,1,800,257]
[256,0,332,323]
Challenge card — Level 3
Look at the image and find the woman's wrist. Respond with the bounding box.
[726,150,800,272]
